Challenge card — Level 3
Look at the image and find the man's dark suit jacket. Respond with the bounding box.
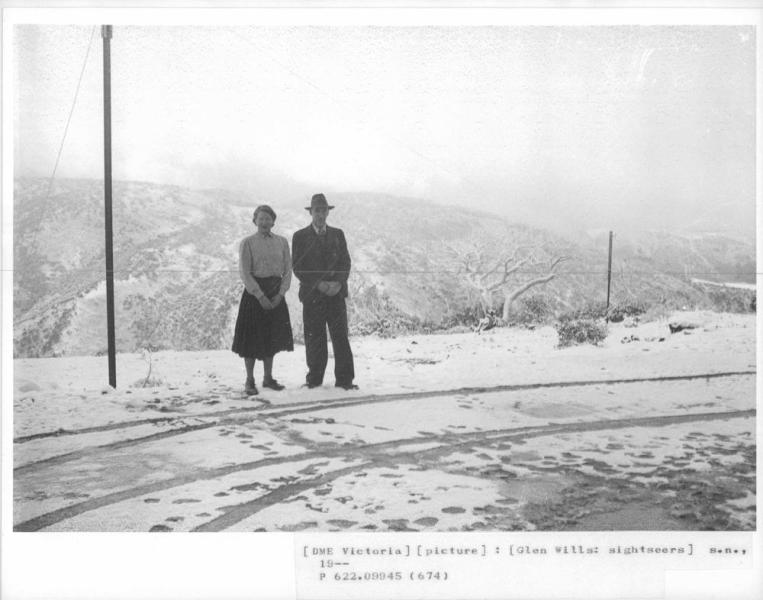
[292,224,351,303]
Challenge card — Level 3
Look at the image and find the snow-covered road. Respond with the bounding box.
[12,311,757,531]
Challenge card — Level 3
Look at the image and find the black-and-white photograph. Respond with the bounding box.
[7,15,757,543]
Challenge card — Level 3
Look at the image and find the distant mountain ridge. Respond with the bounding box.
[13,177,755,358]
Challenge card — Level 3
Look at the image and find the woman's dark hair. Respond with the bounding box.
[253,205,277,223]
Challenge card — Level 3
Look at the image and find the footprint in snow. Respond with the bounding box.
[496,497,518,505]
[280,521,319,532]
[383,519,414,531]
[327,519,358,528]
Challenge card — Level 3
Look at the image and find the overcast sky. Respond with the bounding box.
[13,25,756,238]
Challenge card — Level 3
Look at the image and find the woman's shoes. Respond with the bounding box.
[244,379,259,396]
[262,377,285,391]
[246,377,284,394]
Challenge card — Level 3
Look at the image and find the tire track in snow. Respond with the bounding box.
[14,368,755,474]
[16,370,753,443]
[14,370,754,473]
[15,408,754,531]
[190,408,757,531]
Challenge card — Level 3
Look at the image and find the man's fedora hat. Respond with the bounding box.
[306,193,335,211]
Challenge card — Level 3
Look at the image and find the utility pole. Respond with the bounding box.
[605,230,613,320]
[102,25,116,387]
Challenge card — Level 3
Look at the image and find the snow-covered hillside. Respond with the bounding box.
[13,177,755,357]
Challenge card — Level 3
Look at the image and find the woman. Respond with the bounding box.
[232,204,294,395]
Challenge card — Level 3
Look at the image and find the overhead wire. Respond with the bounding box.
[3,267,758,277]
[44,26,97,200]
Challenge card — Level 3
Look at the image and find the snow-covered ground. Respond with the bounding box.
[12,310,757,532]
[691,278,756,291]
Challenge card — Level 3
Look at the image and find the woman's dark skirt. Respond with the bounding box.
[232,276,294,359]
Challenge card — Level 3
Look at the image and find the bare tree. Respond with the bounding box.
[447,240,568,320]
[499,255,569,320]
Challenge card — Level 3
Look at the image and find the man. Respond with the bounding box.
[292,193,358,390]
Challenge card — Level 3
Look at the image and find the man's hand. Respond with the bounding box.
[317,281,341,296]
[324,282,341,296]
[271,293,283,308]
[257,295,274,310]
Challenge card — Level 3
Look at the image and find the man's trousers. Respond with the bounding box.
[302,295,355,386]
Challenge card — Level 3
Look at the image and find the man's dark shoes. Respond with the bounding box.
[335,382,359,391]
[302,382,322,389]
[262,377,285,391]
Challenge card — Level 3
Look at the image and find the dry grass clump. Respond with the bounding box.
[555,310,608,348]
